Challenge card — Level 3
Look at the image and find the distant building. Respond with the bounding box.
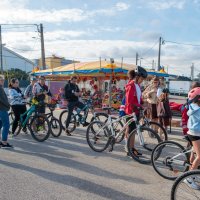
[1,46,34,72]
[34,55,79,69]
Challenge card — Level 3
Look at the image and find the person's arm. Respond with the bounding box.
[24,85,31,98]
[0,88,10,108]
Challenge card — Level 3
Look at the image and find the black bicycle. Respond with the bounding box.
[45,102,62,137]
[59,98,109,133]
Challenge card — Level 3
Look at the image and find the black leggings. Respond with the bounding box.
[12,105,27,134]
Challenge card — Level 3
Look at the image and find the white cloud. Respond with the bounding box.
[148,0,186,10]
[115,2,130,11]
[0,0,130,24]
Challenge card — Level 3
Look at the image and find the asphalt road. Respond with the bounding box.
[0,110,186,200]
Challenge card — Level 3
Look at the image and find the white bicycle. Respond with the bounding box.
[86,110,161,164]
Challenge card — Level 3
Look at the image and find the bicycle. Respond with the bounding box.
[45,101,62,137]
[12,99,51,142]
[151,139,194,180]
[59,98,109,133]
[86,109,161,164]
[171,170,200,200]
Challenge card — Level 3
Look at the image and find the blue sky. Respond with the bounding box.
[1,0,200,76]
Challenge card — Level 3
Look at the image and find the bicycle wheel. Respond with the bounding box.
[29,114,50,142]
[151,141,190,180]
[50,118,62,137]
[110,117,125,143]
[91,112,109,123]
[8,112,15,134]
[127,127,161,164]
[143,121,168,141]
[59,110,76,133]
[59,110,68,130]
[86,121,111,152]
[171,170,200,200]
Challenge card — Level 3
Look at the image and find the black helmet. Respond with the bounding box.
[136,66,148,78]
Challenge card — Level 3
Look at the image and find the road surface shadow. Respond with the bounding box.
[0,160,147,200]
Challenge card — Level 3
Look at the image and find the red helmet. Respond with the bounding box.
[188,87,200,100]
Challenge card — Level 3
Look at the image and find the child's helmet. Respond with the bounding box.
[188,87,200,100]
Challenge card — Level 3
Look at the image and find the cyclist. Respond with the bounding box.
[8,78,27,135]
[32,76,52,114]
[64,76,89,136]
[125,66,147,156]
[0,75,13,148]
[184,87,200,190]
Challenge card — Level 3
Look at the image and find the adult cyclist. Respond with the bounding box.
[125,66,148,156]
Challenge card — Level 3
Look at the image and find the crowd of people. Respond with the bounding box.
[0,68,200,189]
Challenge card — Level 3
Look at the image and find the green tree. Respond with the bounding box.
[3,68,29,80]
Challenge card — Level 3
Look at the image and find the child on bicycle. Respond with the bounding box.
[187,87,200,170]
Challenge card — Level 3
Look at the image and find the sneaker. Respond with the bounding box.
[183,177,200,190]
[82,122,90,127]
[1,143,13,149]
[65,129,72,136]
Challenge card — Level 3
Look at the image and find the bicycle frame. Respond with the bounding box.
[97,112,145,146]
[167,148,192,166]
[19,105,36,128]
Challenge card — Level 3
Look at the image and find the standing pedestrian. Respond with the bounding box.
[24,77,37,102]
[143,77,159,121]
[0,75,13,148]
[157,88,171,139]
[8,78,27,135]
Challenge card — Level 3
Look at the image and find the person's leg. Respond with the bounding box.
[0,111,10,143]
[12,105,21,134]
[191,139,200,170]
[65,102,75,129]
[20,105,27,131]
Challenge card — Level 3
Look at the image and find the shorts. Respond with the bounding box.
[187,135,200,141]
[126,114,139,134]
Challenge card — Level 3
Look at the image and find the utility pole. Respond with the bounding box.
[191,63,194,81]
[0,25,3,74]
[152,60,155,70]
[158,37,162,71]
[136,52,139,65]
[40,24,46,70]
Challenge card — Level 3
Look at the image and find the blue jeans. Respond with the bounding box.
[0,111,10,141]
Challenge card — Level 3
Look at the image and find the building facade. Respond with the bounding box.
[1,46,34,72]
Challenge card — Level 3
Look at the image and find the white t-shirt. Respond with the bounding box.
[135,83,141,104]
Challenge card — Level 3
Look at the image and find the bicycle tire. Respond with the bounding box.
[8,112,15,134]
[86,120,111,152]
[127,127,161,164]
[171,170,200,200]
[144,121,168,141]
[59,110,68,130]
[90,112,109,123]
[91,114,125,143]
[50,118,62,137]
[151,141,190,180]
[110,117,125,143]
[29,114,50,142]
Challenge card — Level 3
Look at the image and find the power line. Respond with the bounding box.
[140,40,159,57]
[164,40,200,47]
